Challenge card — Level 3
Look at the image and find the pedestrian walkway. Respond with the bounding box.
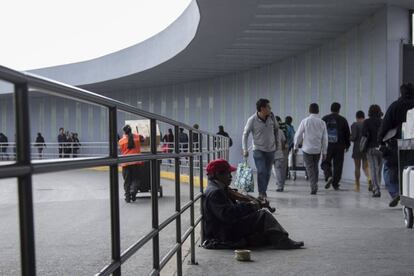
[183,177,414,276]
[0,168,199,275]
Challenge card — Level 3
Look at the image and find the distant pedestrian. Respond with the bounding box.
[179,128,189,153]
[35,132,46,159]
[321,102,351,190]
[362,105,383,198]
[217,125,232,159]
[64,131,72,158]
[72,133,81,158]
[274,127,288,192]
[193,124,200,151]
[0,133,8,160]
[285,116,295,151]
[294,103,328,195]
[162,128,174,160]
[57,128,66,158]
[350,111,371,192]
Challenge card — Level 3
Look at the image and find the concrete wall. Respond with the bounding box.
[97,7,390,182]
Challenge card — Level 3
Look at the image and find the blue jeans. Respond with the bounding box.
[253,150,275,194]
[383,160,399,198]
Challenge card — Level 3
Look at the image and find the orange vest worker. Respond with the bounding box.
[119,133,144,167]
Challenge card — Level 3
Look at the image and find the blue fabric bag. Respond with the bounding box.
[234,161,254,193]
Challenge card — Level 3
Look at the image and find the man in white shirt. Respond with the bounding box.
[242,99,279,199]
[294,103,328,195]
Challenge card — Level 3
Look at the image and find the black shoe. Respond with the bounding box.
[276,188,284,192]
[131,193,137,202]
[389,195,400,207]
[310,190,317,195]
[274,238,304,250]
[125,197,131,203]
[372,192,381,198]
[325,177,333,189]
[333,185,340,191]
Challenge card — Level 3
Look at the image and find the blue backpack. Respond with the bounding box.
[326,118,338,143]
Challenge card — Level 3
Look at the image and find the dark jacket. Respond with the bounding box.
[216,131,233,147]
[379,92,414,141]
[378,91,414,166]
[362,117,382,149]
[0,134,8,153]
[322,113,351,149]
[35,136,46,148]
[203,180,257,242]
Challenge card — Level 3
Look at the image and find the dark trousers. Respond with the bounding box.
[122,165,142,198]
[321,143,345,187]
[58,147,63,158]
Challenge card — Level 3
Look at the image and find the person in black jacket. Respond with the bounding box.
[362,105,383,198]
[202,159,304,250]
[321,102,351,190]
[0,133,8,160]
[57,127,66,158]
[35,132,46,159]
[378,83,414,207]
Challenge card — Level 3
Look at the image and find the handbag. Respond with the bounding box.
[233,160,254,193]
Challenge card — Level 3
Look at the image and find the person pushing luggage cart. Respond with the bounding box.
[119,125,145,203]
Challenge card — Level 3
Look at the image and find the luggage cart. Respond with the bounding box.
[136,161,163,198]
[398,139,414,228]
[287,149,308,181]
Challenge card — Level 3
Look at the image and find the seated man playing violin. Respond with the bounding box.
[202,159,304,250]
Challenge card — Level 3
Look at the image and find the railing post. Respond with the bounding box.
[15,82,36,276]
[109,107,121,276]
[207,135,211,164]
[150,119,160,274]
[174,125,182,275]
[199,133,205,243]
[188,130,197,265]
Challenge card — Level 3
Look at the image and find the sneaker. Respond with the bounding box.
[274,238,304,250]
[310,190,317,195]
[388,195,400,207]
[276,188,284,192]
[372,192,381,198]
[333,185,340,191]
[325,177,333,189]
[125,197,131,203]
[131,193,137,202]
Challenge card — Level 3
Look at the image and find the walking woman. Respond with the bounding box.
[362,105,383,197]
[350,111,371,192]
[119,125,144,203]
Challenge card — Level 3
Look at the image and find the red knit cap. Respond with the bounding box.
[206,159,236,175]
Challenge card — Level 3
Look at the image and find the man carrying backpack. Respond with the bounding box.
[321,102,351,190]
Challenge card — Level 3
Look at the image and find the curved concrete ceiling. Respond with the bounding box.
[31,0,414,93]
[29,0,199,87]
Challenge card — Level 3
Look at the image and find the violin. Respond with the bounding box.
[227,188,276,213]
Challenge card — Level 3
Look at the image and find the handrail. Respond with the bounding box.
[0,64,230,276]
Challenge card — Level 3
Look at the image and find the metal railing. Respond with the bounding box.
[0,65,230,276]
